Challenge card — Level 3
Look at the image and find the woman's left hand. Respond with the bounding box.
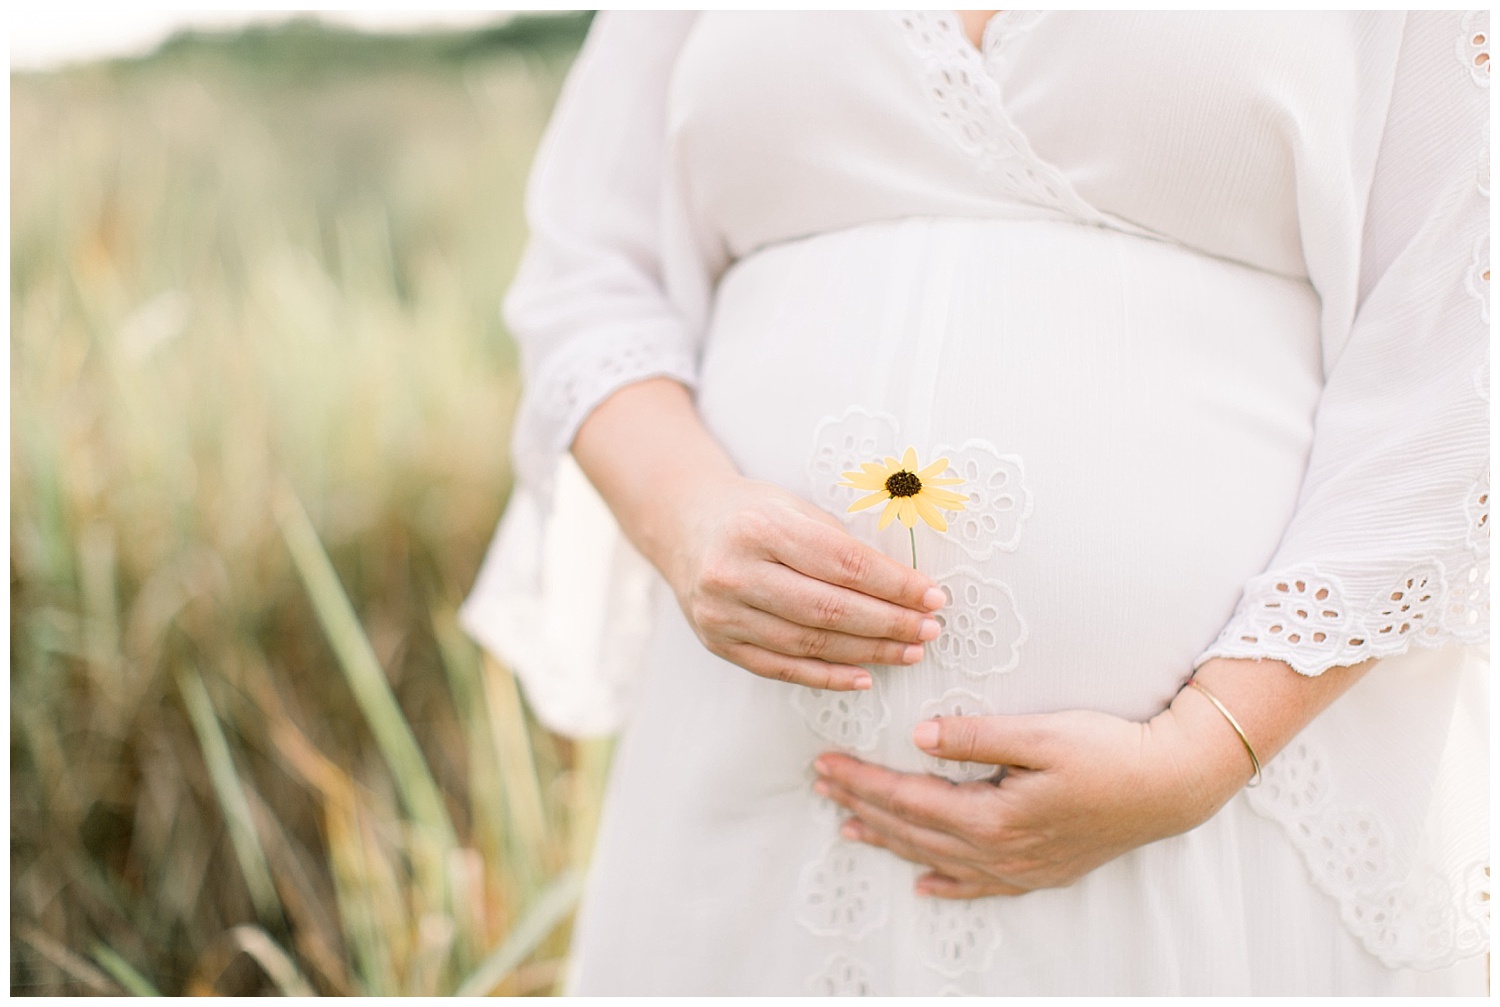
[812,698,1252,898]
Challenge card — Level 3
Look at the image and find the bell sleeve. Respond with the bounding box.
[1196,12,1489,676]
[460,12,716,738]
[1193,12,1490,971]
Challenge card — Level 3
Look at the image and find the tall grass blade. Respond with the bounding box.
[175,664,285,927]
[91,944,161,997]
[480,653,552,890]
[453,869,584,998]
[226,925,318,997]
[271,479,457,850]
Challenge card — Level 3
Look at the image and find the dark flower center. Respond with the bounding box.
[885,470,922,498]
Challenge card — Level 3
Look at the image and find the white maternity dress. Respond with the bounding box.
[461,12,1491,995]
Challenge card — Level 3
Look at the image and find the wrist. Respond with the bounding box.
[1147,685,1258,830]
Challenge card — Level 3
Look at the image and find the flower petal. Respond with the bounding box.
[916,458,951,480]
[840,471,887,490]
[884,455,901,472]
[897,498,919,528]
[847,490,890,513]
[861,461,893,476]
[921,488,970,509]
[902,447,919,471]
[923,477,966,487]
[913,496,948,532]
[877,498,901,530]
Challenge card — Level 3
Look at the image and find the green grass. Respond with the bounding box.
[11,14,604,995]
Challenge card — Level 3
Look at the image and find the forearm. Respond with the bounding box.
[1161,655,1374,813]
[571,377,739,585]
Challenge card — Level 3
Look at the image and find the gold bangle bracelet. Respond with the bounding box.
[1187,679,1263,788]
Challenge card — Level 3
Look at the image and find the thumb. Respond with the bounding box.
[911,713,1058,769]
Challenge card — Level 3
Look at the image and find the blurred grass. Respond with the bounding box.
[10,12,607,995]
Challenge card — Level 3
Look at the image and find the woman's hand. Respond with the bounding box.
[572,380,947,694]
[812,691,1254,896]
[664,475,948,691]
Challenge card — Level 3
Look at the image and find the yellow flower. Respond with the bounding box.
[839,447,969,532]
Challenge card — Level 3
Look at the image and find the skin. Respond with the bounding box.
[574,378,1373,900]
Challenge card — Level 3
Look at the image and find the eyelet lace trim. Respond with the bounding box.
[1248,738,1491,969]
[892,12,1098,223]
[516,328,697,500]
[807,408,904,525]
[1200,548,1489,676]
[1458,12,1490,87]
[796,840,889,939]
[806,953,879,996]
[931,441,1033,558]
[919,689,1000,783]
[931,567,1027,678]
[794,685,889,753]
[916,897,1002,977]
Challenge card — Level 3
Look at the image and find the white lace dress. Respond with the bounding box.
[460,12,1490,995]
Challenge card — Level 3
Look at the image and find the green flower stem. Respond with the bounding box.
[909,527,917,569]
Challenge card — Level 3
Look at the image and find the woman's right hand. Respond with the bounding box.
[661,475,947,692]
[573,379,944,692]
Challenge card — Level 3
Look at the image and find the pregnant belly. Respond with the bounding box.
[694,216,1322,741]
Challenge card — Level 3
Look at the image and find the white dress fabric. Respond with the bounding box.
[460,12,1491,995]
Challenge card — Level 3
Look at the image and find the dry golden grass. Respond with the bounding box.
[10,15,607,995]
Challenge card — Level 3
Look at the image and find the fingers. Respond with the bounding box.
[772,515,947,614]
[915,871,1027,900]
[727,607,927,667]
[744,565,942,645]
[838,818,985,883]
[719,641,872,691]
[818,779,979,861]
[815,754,990,835]
[911,714,1059,770]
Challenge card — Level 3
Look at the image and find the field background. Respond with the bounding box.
[11,13,602,995]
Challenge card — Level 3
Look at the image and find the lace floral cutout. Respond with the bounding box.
[806,954,878,996]
[932,440,1033,558]
[892,12,1097,222]
[1249,738,1490,969]
[915,897,1002,977]
[808,408,901,523]
[1458,12,1490,87]
[796,840,888,939]
[930,567,1027,678]
[794,685,889,752]
[1465,233,1489,323]
[919,689,999,783]
[1369,565,1444,643]
[1216,570,1350,665]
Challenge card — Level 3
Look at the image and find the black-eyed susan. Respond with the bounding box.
[839,448,969,566]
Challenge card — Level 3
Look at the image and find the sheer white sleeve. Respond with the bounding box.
[461,13,711,737]
[1196,12,1489,677]
[1194,13,1490,970]
[504,12,706,503]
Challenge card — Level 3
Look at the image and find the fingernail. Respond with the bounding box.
[840,820,861,841]
[852,671,873,690]
[922,587,947,611]
[901,644,924,665]
[912,720,941,750]
[813,757,831,775]
[813,780,830,797]
[918,617,941,641]
[914,881,933,896]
